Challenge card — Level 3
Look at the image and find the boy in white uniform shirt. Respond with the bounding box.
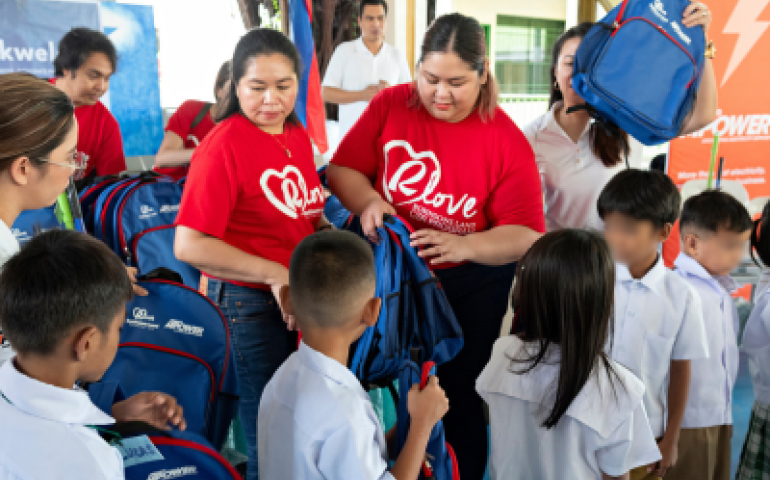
[597,170,710,480]
[672,190,753,480]
[477,229,661,480]
[0,230,186,480]
[258,231,449,480]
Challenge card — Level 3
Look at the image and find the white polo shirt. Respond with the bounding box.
[322,37,411,140]
[477,336,661,480]
[0,219,20,367]
[610,257,709,438]
[742,269,770,405]
[674,253,740,428]
[258,341,395,480]
[0,359,123,480]
[522,102,626,232]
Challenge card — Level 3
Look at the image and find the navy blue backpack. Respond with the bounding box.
[103,423,241,480]
[101,269,238,449]
[571,0,706,145]
[10,205,64,245]
[129,225,201,290]
[347,214,463,479]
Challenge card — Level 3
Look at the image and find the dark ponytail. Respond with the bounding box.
[549,23,629,167]
[751,199,770,268]
[216,28,302,125]
[510,229,623,429]
[415,13,499,122]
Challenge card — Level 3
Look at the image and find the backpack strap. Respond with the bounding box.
[190,103,213,130]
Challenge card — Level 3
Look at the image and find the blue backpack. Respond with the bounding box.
[112,180,182,260]
[10,205,64,245]
[129,225,201,290]
[347,214,463,479]
[571,0,706,145]
[348,215,464,384]
[101,268,239,449]
[103,423,241,480]
[317,165,353,229]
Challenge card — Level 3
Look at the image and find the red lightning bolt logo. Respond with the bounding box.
[722,0,770,86]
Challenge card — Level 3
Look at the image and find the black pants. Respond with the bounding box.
[435,262,516,480]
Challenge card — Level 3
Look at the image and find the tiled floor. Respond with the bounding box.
[481,352,756,480]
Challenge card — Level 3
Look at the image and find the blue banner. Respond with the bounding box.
[101,2,163,157]
[0,0,100,77]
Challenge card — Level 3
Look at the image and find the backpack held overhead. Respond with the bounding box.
[570,0,707,145]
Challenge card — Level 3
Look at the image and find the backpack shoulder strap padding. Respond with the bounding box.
[190,103,213,130]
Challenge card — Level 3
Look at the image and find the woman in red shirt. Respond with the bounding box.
[174,29,328,480]
[154,61,231,180]
[327,13,544,479]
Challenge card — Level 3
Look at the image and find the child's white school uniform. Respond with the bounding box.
[0,219,19,366]
[476,336,661,480]
[611,257,709,438]
[258,341,395,480]
[0,359,124,480]
[674,253,740,428]
[736,269,770,477]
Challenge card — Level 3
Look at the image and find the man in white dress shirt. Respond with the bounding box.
[322,0,411,141]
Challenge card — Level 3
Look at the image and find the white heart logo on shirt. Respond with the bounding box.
[382,140,478,219]
[260,166,308,219]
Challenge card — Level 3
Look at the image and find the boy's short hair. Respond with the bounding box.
[597,169,681,229]
[289,231,375,327]
[680,190,753,236]
[0,230,133,355]
[359,0,388,18]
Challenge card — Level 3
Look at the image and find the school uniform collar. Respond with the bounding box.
[0,219,20,258]
[481,336,644,439]
[616,256,667,297]
[355,37,389,57]
[298,341,368,399]
[674,253,738,295]
[0,359,115,426]
[542,101,592,141]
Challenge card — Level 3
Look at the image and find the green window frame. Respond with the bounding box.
[495,16,565,95]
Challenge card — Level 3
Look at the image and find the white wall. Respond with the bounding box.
[117,0,245,108]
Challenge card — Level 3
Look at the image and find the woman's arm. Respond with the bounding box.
[411,225,541,267]
[681,58,717,135]
[174,225,288,286]
[680,1,718,135]
[155,131,195,168]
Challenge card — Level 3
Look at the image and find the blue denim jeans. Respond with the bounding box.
[207,279,297,480]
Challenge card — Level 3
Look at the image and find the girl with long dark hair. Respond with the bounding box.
[477,229,661,480]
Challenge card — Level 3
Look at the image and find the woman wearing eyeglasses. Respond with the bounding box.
[0,72,148,365]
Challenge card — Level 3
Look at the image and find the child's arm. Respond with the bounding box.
[389,377,449,480]
[650,359,690,477]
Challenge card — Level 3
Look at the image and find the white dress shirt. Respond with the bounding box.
[0,220,19,367]
[742,269,770,405]
[611,257,709,437]
[674,253,740,428]
[258,342,395,480]
[477,336,661,480]
[522,102,626,232]
[322,37,411,140]
[0,359,123,480]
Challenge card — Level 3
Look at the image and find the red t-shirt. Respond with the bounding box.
[332,84,545,246]
[48,79,126,177]
[154,100,217,180]
[176,114,324,289]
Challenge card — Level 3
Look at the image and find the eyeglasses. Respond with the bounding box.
[34,151,87,171]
